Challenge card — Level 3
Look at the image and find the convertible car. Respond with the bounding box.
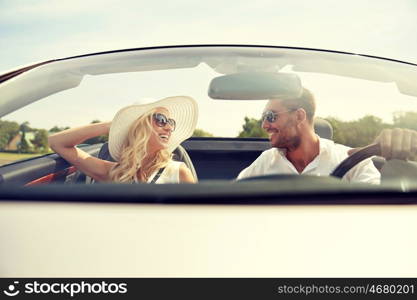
[0,45,416,277]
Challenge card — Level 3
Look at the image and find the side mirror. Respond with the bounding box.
[208,72,303,100]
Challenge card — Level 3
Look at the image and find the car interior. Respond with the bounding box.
[0,117,333,185]
[0,46,416,204]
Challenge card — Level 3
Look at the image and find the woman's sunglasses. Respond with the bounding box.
[261,109,297,123]
[153,113,176,131]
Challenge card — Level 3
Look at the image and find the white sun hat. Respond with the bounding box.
[108,96,198,161]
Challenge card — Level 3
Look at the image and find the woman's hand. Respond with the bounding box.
[48,121,114,182]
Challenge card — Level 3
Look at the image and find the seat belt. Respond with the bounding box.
[150,167,165,184]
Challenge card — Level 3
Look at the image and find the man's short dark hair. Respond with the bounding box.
[281,88,316,123]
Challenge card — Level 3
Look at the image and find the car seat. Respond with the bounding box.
[313,118,333,140]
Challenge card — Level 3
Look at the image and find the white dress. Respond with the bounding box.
[146,160,183,184]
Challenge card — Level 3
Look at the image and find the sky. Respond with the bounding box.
[1,0,416,71]
[1,0,417,136]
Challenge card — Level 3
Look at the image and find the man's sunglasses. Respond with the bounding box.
[261,109,297,123]
[153,113,176,131]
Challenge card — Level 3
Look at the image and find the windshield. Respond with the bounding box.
[0,46,416,189]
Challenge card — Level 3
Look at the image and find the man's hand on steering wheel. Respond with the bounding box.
[348,128,417,161]
[331,129,417,178]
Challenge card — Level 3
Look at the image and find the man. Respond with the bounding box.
[237,88,417,184]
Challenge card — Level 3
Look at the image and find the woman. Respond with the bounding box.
[48,96,198,183]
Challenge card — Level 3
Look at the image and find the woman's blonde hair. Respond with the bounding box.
[109,108,172,183]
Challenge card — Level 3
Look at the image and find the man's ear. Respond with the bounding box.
[295,108,307,125]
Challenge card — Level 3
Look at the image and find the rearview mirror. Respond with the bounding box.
[208,72,303,100]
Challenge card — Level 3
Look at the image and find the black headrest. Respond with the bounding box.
[97,142,115,162]
[314,118,333,140]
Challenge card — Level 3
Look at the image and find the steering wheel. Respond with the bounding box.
[238,174,303,181]
[330,143,381,178]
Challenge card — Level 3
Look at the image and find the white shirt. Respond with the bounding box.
[147,160,183,184]
[237,137,380,184]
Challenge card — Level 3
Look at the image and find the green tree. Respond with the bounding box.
[355,115,390,146]
[31,129,49,153]
[19,121,31,134]
[0,119,20,150]
[17,121,32,153]
[236,114,395,146]
[326,115,390,147]
[393,111,417,130]
[192,128,214,137]
[18,135,31,153]
[237,117,268,138]
[49,125,70,134]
